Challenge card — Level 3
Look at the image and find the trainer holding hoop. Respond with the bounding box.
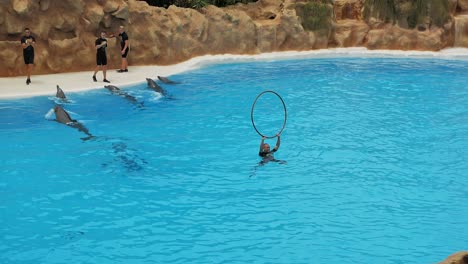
[251,90,286,164]
[259,133,281,162]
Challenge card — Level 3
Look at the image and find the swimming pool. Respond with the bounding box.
[1,55,467,263]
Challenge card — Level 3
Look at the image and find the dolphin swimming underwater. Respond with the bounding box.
[56,85,66,99]
[104,85,142,106]
[146,78,166,95]
[54,105,94,140]
[157,76,179,84]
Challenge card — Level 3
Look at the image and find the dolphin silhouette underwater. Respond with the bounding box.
[54,105,94,140]
[104,85,142,106]
[146,78,167,96]
[157,76,179,84]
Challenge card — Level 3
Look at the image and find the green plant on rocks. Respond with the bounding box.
[363,0,398,24]
[296,0,333,34]
[407,0,449,28]
[363,0,450,29]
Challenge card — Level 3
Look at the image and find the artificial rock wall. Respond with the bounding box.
[1,0,468,77]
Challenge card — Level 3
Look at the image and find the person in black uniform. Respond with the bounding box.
[92,31,110,83]
[20,28,36,85]
[259,134,281,163]
[250,133,285,177]
[117,26,130,73]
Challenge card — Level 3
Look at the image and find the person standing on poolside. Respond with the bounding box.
[20,28,36,85]
[92,31,110,83]
[117,26,130,73]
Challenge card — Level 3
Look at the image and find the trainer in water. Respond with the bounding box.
[259,133,281,163]
[251,90,287,166]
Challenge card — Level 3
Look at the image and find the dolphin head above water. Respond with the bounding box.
[56,85,66,99]
[104,85,120,92]
[157,76,178,84]
[146,78,166,95]
[54,105,74,124]
[53,105,93,138]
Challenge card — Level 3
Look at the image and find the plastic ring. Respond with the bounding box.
[251,90,287,139]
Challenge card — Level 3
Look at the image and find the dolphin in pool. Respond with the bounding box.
[54,105,94,140]
[146,78,166,95]
[104,85,121,93]
[157,76,179,84]
[104,85,142,106]
[56,85,66,99]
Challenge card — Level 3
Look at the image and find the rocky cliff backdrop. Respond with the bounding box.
[1,0,468,77]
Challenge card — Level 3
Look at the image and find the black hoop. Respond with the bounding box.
[251,90,287,139]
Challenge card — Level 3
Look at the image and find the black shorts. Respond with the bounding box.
[122,47,129,58]
[96,52,107,66]
[23,51,34,64]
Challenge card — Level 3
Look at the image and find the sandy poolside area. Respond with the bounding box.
[0,60,197,99]
[1,48,468,99]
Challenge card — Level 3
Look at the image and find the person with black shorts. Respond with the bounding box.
[117,26,130,73]
[92,31,110,83]
[20,28,36,85]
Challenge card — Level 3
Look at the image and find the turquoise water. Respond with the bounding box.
[1,56,467,264]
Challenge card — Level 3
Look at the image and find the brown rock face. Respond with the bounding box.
[438,251,468,264]
[334,0,362,20]
[459,0,468,12]
[454,15,468,47]
[0,0,465,77]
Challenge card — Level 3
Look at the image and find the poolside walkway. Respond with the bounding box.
[1,48,468,99]
[0,63,191,99]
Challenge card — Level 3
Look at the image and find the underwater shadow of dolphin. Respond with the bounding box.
[104,85,144,108]
[53,105,94,141]
[51,106,148,171]
[157,76,180,84]
[107,141,147,172]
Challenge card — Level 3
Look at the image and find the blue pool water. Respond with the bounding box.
[1,55,468,264]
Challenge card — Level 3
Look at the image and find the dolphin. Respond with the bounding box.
[157,76,179,84]
[146,78,166,95]
[56,85,66,99]
[104,85,142,106]
[104,84,121,92]
[54,105,94,140]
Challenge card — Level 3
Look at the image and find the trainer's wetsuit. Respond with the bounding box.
[259,149,278,163]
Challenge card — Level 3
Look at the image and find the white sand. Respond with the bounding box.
[1,47,468,99]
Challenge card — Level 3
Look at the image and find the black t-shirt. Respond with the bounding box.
[95,37,107,55]
[119,32,128,49]
[21,36,35,53]
[259,148,277,157]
